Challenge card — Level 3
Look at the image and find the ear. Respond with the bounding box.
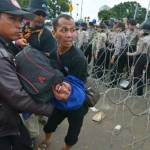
[52,30,56,37]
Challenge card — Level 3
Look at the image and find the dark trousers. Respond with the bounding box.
[116,54,127,74]
[111,54,127,84]
[146,63,150,79]
[44,103,88,146]
[133,54,147,95]
[126,45,136,70]
[93,48,107,78]
[84,44,92,64]
[0,122,33,150]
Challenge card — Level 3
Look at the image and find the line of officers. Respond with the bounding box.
[11,7,150,97]
[75,19,150,96]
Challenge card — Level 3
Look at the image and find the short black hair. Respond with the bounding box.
[99,23,107,29]
[128,19,136,26]
[34,10,47,17]
[52,14,74,31]
[89,22,94,26]
[115,22,125,31]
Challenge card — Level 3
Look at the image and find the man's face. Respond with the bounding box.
[52,82,71,101]
[30,15,45,28]
[128,24,135,31]
[114,26,121,32]
[53,18,76,51]
[0,13,22,41]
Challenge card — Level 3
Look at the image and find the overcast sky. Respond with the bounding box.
[71,0,149,20]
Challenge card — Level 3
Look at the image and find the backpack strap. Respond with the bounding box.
[0,46,39,94]
[56,50,69,74]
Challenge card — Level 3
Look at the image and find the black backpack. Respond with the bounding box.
[15,46,64,103]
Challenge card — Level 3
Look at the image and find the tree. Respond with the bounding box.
[98,10,112,21]
[98,1,146,23]
[18,0,70,19]
[47,0,70,19]
[18,0,29,7]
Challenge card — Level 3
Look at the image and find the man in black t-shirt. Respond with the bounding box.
[39,14,88,150]
[16,0,57,54]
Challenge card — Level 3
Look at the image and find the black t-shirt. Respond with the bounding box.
[28,26,57,53]
[50,46,88,82]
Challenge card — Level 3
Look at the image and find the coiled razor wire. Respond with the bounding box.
[87,52,150,150]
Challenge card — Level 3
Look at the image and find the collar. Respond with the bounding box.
[58,45,74,55]
[0,37,16,57]
[0,36,10,48]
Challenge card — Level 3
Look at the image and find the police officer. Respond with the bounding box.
[110,22,127,85]
[127,18,150,96]
[76,22,89,50]
[93,23,107,78]
[126,19,139,68]
[85,22,95,64]
[0,0,54,150]
[126,19,139,53]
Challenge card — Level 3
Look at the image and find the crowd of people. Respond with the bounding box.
[0,0,150,150]
[75,18,150,96]
[0,0,88,150]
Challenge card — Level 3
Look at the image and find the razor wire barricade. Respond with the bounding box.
[84,40,150,149]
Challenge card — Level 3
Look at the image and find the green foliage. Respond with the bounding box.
[18,0,29,7]
[17,0,70,19]
[98,1,146,23]
[47,0,70,19]
[98,10,112,21]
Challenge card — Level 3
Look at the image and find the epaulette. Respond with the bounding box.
[0,45,9,58]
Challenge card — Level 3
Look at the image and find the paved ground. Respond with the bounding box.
[36,86,150,150]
